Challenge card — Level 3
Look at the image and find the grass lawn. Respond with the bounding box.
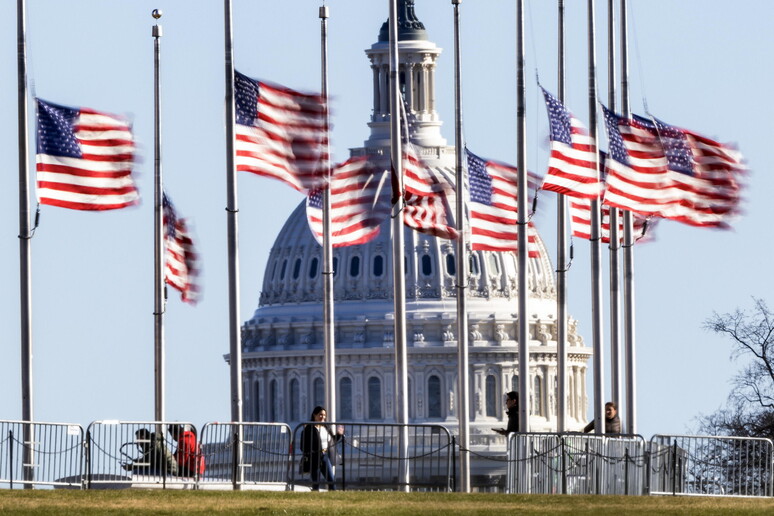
[1,491,774,515]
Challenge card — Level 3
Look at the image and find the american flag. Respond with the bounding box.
[400,144,458,240]
[234,71,328,192]
[601,106,744,228]
[163,194,200,304]
[35,98,139,211]
[306,156,391,247]
[466,150,540,256]
[540,88,601,199]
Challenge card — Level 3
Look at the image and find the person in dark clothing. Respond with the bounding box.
[300,406,344,491]
[123,428,178,476]
[584,401,622,434]
[493,391,519,436]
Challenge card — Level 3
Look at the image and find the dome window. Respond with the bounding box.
[289,379,300,421]
[279,259,288,280]
[308,257,319,279]
[445,254,456,276]
[333,256,339,277]
[292,258,302,280]
[469,255,480,276]
[421,254,433,277]
[373,255,384,278]
[349,255,361,277]
[367,376,382,420]
[313,377,324,408]
[271,260,278,280]
[489,254,500,274]
[339,377,353,420]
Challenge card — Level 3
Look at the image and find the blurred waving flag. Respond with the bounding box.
[306,156,391,247]
[466,149,540,256]
[163,194,200,304]
[540,88,601,199]
[35,98,139,210]
[235,71,328,192]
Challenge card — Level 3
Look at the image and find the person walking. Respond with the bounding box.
[300,406,344,491]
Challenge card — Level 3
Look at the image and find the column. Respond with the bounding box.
[372,64,380,118]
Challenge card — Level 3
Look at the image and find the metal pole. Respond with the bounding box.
[516,0,530,434]
[587,0,605,434]
[388,0,410,491]
[620,0,636,435]
[152,9,165,424]
[607,0,622,413]
[555,0,568,434]
[17,0,34,487]
[451,0,470,493]
[224,0,243,487]
[319,3,337,422]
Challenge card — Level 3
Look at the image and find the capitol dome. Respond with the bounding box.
[238,0,591,448]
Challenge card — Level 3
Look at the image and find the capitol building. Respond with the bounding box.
[236,0,591,452]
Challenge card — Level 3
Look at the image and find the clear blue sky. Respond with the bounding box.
[0,0,771,438]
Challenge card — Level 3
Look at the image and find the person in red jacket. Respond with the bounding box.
[168,424,205,477]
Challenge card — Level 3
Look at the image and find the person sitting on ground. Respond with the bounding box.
[168,424,206,477]
[124,428,178,476]
[583,401,622,434]
[493,391,519,436]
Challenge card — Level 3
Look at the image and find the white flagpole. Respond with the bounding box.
[620,0,637,435]
[388,0,410,491]
[319,3,337,422]
[223,0,244,487]
[607,0,623,414]
[555,0,568,435]
[516,0,531,434]
[152,9,166,423]
[451,0,470,493]
[17,0,34,485]
[587,0,606,434]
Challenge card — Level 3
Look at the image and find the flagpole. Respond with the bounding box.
[17,0,34,485]
[451,0,470,493]
[319,3,337,422]
[224,0,244,487]
[388,0,410,491]
[555,0,568,435]
[606,0,622,415]
[516,0,530,434]
[587,0,606,434]
[152,9,166,424]
[620,0,636,435]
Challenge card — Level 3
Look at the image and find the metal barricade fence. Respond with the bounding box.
[0,420,84,489]
[648,434,774,497]
[197,422,291,490]
[506,432,647,495]
[86,421,197,489]
[291,423,453,491]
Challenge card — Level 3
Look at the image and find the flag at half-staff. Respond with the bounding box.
[35,98,139,210]
[539,87,602,199]
[306,156,391,247]
[163,194,200,304]
[466,149,541,256]
[601,106,745,228]
[400,143,458,240]
[234,70,329,192]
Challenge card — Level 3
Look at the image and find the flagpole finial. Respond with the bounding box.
[152,9,162,19]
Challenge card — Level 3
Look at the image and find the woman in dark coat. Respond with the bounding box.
[300,406,344,491]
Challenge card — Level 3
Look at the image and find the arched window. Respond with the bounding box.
[485,375,497,417]
[533,376,543,417]
[469,255,479,275]
[349,255,361,277]
[279,259,287,280]
[339,377,353,420]
[367,377,382,420]
[313,377,324,409]
[292,258,302,280]
[269,380,278,422]
[421,254,432,276]
[308,257,319,279]
[511,375,519,394]
[333,256,339,277]
[289,379,300,421]
[260,382,261,421]
[407,377,414,419]
[489,254,500,274]
[373,255,384,277]
[445,254,456,276]
[427,375,442,418]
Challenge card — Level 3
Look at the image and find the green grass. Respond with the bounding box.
[1,491,774,515]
